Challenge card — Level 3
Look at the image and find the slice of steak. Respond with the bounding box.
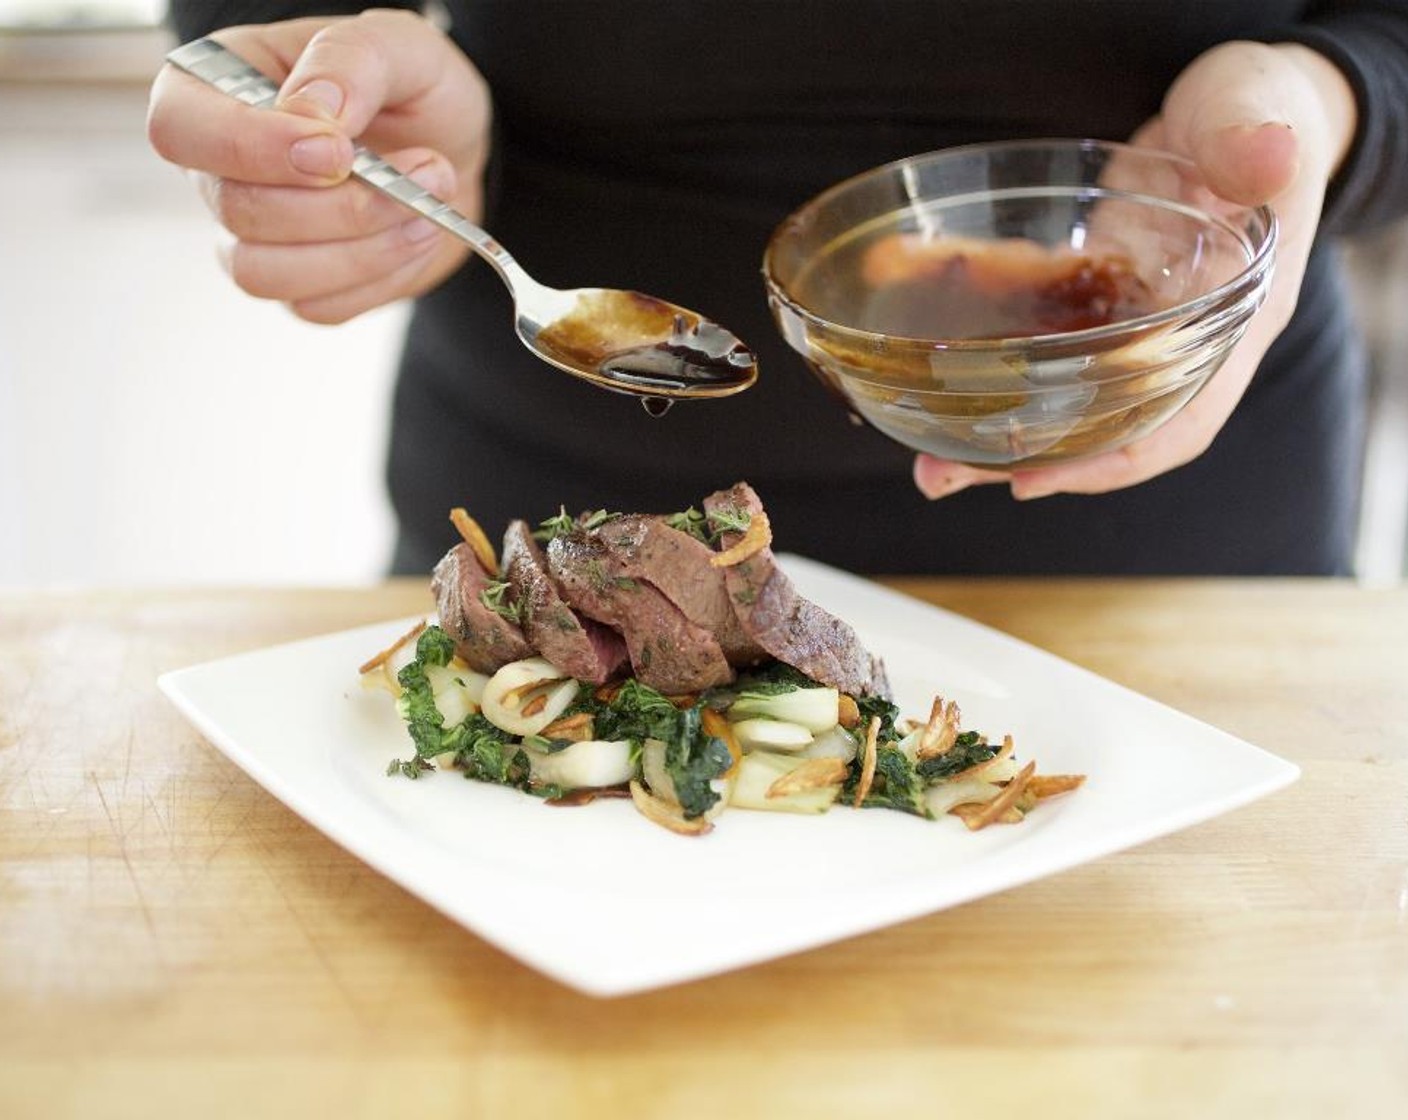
[431,542,534,674]
[703,482,891,698]
[593,514,769,667]
[546,529,736,694]
[501,519,627,684]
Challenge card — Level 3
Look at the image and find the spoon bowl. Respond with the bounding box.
[167,39,759,402]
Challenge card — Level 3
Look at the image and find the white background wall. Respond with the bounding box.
[1,30,407,588]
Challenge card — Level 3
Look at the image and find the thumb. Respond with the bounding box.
[272,8,455,138]
[1160,41,1302,206]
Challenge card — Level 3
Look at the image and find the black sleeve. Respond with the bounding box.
[1280,1,1408,235]
[167,1,422,42]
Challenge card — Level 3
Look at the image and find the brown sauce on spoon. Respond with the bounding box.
[536,290,757,401]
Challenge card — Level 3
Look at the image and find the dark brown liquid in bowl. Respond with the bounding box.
[788,236,1218,467]
[794,235,1158,341]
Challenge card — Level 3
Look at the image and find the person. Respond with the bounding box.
[148,1,1408,577]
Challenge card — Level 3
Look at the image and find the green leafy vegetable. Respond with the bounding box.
[915,731,997,782]
[448,713,522,781]
[732,662,817,696]
[394,626,459,759]
[574,679,730,819]
[854,692,901,746]
[390,625,547,794]
[591,679,686,744]
[386,621,1016,827]
[851,745,929,817]
[666,717,734,819]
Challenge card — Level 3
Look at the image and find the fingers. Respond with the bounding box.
[148,20,362,187]
[290,248,457,325]
[197,148,456,243]
[273,8,489,161]
[1196,121,1300,207]
[915,42,1360,504]
[1159,42,1301,206]
[149,11,488,323]
[149,9,486,187]
[211,147,468,318]
[912,457,1011,500]
[1001,403,1223,500]
[274,8,439,133]
[149,61,355,187]
[219,213,441,301]
[1157,39,1357,209]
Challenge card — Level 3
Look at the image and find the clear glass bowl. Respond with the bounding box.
[762,139,1277,467]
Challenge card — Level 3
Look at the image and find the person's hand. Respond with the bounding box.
[147,8,490,324]
[913,40,1358,502]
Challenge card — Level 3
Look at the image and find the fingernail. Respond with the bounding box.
[401,216,439,243]
[289,133,350,179]
[281,79,344,121]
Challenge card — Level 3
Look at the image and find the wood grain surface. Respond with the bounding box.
[2,579,1405,1119]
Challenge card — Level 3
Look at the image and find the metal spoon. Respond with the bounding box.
[165,38,758,403]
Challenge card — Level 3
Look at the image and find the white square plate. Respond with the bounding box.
[159,556,1298,996]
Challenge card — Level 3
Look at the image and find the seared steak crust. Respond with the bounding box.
[431,542,534,673]
[546,528,736,694]
[429,484,886,696]
[594,515,769,667]
[703,482,890,698]
[502,520,626,684]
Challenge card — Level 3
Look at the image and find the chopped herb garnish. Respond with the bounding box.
[533,506,576,542]
[535,507,622,542]
[664,506,710,543]
[579,509,621,531]
[478,578,524,624]
[706,505,752,536]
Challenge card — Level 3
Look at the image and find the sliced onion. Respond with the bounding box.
[480,657,579,736]
[729,718,814,753]
[525,739,633,790]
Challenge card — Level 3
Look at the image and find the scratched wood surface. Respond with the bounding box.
[1,580,1405,1119]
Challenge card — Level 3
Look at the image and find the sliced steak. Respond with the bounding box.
[431,542,534,674]
[593,514,769,667]
[546,529,736,694]
[703,482,890,698]
[501,519,627,684]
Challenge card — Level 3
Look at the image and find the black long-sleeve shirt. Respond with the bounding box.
[170,0,1408,575]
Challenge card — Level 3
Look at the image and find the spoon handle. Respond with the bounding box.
[165,38,529,289]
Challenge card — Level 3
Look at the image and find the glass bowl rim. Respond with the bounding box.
[761,137,1278,354]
